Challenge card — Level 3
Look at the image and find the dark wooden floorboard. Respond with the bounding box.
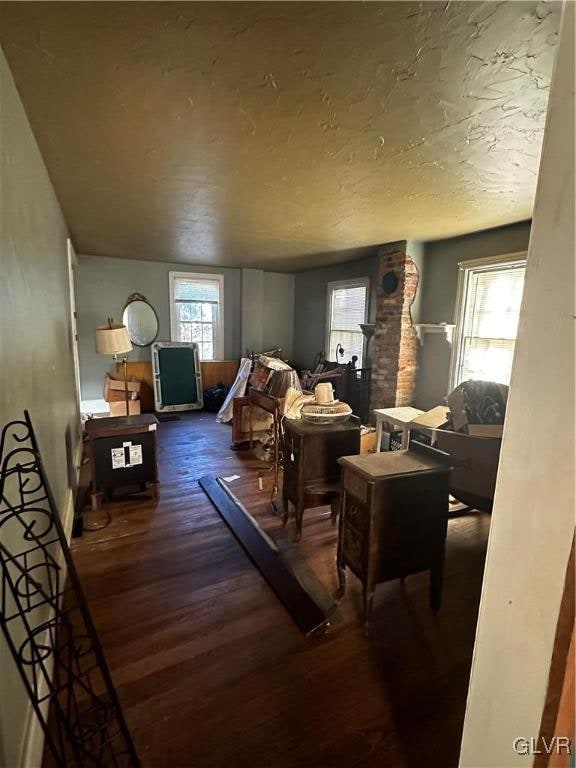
[71,412,490,768]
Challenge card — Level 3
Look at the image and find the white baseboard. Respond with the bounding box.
[19,437,82,768]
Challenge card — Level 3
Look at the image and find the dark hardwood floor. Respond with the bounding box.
[72,412,490,768]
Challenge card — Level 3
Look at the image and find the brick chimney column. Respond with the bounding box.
[370,242,419,413]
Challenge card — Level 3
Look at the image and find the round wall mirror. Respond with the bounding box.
[122,293,159,347]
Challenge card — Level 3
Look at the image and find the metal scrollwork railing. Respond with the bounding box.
[0,411,139,767]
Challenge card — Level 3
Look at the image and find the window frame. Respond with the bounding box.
[168,271,225,361]
[325,276,370,365]
[448,252,527,392]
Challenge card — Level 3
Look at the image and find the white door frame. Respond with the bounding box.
[67,238,82,424]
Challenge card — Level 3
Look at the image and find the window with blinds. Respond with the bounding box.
[452,258,526,387]
[326,279,369,365]
[169,272,224,360]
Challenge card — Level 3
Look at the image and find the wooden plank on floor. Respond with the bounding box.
[198,475,329,636]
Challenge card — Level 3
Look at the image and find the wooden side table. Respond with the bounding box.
[373,406,424,452]
[282,416,361,541]
[337,448,450,629]
[84,414,159,510]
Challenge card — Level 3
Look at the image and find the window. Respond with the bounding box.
[169,272,224,360]
[450,254,526,389]
[326,278,369,366]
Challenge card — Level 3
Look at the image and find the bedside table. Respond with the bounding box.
[282,416,361,540]
[84,414,159,510]
[337,448,450,629]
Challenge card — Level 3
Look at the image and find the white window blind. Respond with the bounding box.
[454,259,526,387]
[326,280,368,365]
[169,273,223,360]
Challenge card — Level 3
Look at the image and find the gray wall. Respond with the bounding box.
[76,221,531,406]
[292,242,425,369]
[0,49,80,767]
[241,268,264,355]
[76,255,295,399]
[262,271,295,360]
[414,333,453,410]
[292,250,381,368]
[415,221,532,409]
[419,221,532,323]
[290,225,531,405]
[76,254,242,400]
[407,239,425,324]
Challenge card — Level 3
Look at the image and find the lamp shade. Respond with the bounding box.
[95,323,133,356]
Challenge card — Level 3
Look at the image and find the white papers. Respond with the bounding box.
[111,448,125,469]
[111,442,144,469]
[129,444,143,466]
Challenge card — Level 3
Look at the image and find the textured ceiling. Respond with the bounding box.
[0,1,560,271]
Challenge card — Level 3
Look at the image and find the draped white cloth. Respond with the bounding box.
[216,358,252,423]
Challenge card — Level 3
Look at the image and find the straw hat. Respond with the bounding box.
[314,382,337,405]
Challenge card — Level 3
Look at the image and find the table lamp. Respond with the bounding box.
[95,319,133,416]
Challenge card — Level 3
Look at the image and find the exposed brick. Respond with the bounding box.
[370,243,419,413]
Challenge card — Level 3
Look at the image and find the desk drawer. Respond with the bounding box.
[343,469,368,504]
[342,522,365,576]
[341,492,369,576]
[343,496,367,532]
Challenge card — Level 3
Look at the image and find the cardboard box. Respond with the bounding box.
[360,427,377,454]
[467,424,504,438]
[103,373,141,402]
[445,382,508,434]
[106,388,139,403]
[436,429,502,508]
[445,387,468,432]
[109,399,141,417]
[410,405,450,430]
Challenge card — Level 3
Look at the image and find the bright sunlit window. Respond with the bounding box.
[326,278,369,366]
[451,255,526,388]
[169,272,224,360]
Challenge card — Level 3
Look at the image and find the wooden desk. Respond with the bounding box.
[282,417,361,541]
[337,449,450,629]
[84,414,159,510]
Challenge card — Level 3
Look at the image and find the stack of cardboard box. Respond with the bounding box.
[103,373,142,416]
